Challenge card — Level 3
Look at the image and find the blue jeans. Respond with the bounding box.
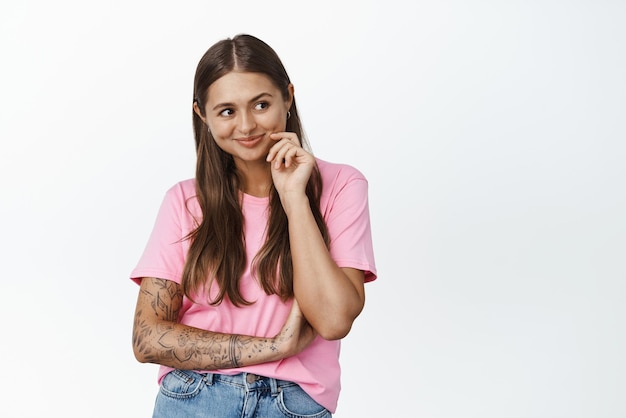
[153,370,332,418]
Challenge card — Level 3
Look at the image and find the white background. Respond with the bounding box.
[1,1,625,417]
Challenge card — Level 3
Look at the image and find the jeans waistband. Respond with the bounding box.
[204,372,297,395]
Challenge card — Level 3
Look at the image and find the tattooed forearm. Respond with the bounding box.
[133,277,287,370]
[229,335,241,368]
[146,325,261,369]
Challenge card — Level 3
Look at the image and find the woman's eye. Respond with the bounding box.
[254,102,268,111]
[219,108,234,117]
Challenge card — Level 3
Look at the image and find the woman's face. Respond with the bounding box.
[199,71,292,168]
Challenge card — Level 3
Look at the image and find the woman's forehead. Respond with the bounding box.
[207,72,278,102]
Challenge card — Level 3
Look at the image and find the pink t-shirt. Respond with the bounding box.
[130,158,377,412]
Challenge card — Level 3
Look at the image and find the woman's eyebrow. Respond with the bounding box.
[212,92,274,111]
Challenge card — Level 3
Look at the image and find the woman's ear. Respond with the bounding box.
[287,83,295,110]
[193,101,207,123]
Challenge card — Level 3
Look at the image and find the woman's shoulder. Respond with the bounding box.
[162,178,197,201]
[315,157,368,184]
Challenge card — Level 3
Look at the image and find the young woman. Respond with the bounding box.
[131,34,376,417]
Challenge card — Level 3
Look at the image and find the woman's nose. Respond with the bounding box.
[238,111,256,135]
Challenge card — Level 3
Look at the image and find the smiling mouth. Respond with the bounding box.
[235,135,264,148]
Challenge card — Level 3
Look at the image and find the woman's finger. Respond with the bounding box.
[270,132,300,146]
[267,138,300,166]
[272,143,297,168]
[283,146,301,167]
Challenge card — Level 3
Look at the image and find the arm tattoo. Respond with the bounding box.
[134,278,277,369]
[133,278,183,363]
[150,278,182,321]
[229,335,241,368]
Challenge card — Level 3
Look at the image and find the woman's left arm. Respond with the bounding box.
[268,133,366,340]
[287,197,366,340]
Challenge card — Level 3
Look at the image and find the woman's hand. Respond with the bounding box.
[272,299,317,356]
[267,132,314,205]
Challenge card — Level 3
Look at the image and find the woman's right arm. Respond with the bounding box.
[132,277,314,370]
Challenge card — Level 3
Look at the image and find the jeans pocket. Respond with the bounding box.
[275,384,331,418]
[158,370,206,400]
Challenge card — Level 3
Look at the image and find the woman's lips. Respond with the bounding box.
[235,135,264,148]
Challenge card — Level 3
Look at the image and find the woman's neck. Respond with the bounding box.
[236,160,272,197]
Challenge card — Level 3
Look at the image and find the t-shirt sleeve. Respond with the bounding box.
[325,171,377,283]
[130,185,187,285]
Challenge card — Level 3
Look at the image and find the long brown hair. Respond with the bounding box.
[182,34,329,306]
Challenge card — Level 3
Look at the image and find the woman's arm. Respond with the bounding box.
[284,197,365,341]
[268,133,366,340]
[132,277,315,370]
